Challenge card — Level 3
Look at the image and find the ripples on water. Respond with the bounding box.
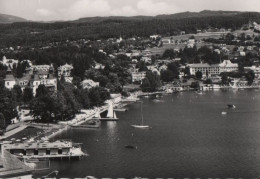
[37,90,260,178]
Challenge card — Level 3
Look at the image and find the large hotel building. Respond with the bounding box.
[188,60,238,77]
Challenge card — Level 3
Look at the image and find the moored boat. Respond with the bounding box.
[227,104,236,109]
[124,145,137,149]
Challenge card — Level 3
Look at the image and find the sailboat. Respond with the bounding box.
[100,102,119,121]
[131,101,150,129]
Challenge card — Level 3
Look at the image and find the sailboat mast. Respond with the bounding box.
[141,102,144,125]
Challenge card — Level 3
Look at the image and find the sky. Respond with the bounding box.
[1,0,260,21]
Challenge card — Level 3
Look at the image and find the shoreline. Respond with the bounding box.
[30,101,124,141]
[4,87,259,141]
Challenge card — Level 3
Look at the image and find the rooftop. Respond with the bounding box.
[4,74,16,81]
[0,150,32,178]
[3,141,72,150]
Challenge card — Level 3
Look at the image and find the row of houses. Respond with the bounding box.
[130,60,239,83]
[3,59,100,94]
[4,67,57,95]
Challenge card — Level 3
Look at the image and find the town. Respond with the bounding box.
[1,11,260,177]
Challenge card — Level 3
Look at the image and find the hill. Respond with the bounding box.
[1,10,260,48]
[0,14,27,23]
[73,10,245,23]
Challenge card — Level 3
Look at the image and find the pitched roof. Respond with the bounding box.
[4,74,16,81]
[0,150,32,178]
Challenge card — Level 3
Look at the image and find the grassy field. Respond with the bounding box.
[147,42,215,55]
[147,29,260,56]
[5,126,44,141]
[162,31,230,41]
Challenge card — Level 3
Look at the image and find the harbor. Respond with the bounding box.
[33,90,260,178]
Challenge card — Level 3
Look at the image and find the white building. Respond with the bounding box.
[140,56,152,64]
[131,71,146,83]
[4,74,16,89]
[81,79,99,89]
[57,63,73,83]
[150,35,160,40]
[188,60,238,77]
[33,65,51,71]
[0,56,18,69]
[253,22,260,31]
[4,68,57,96]
[219,60,239,73]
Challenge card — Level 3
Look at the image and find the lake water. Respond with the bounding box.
[37,90,260,178]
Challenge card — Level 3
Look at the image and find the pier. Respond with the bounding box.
[1,140,86,160]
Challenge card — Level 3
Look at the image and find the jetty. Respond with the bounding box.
[70,119,101,129]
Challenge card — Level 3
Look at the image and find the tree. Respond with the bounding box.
[36,84,48,98]
[195,71,203,79]
[245,70,255,85]
[0,113,6,129]
[12,85,22,103]
[136,61,148,72]
[89,87,110,107]
[167,62,179,78]
[221,73,229,85]
[0,87,17,125]
[162,49,176,59]
[184,67,191,77]
[161,70,174,82]
[141,71,161,92]
[30,95,58,122]
[191,81,200,89]
[23,87,33,103]
[204,79,212,84]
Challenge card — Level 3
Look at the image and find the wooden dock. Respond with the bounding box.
[70,119,101,129]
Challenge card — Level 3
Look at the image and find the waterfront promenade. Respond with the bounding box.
[0,100,119,141]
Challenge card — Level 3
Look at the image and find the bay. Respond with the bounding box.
[38,90,260,178]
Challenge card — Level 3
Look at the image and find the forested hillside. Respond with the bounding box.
[0,13,27,24]
[1,11,260,48]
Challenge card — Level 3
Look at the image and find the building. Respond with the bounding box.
[1,140,85,160]
[4,67,57,96]
[0,56,18,69]
[253,22,260,31]
[4,73,16,90]
[30,70,57,95]
[150,35,160,40]
[240,51,246,56]
[94,63,105,70]
[57,63,73,83]
[219,60,239,73]
[81,79,99,89]
[0,150,32,178]
[140,56,152,64]
[31,65,51,72]
[116,36,123,43]
[131,71,146,83]
[147,65,160,75]
[188,60,238,77]
[162,39,171,44]
[244,66,260,78]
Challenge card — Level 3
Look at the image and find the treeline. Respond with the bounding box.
[1,12,260,48]
[0,78,111,127]
[30,81,110,123]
